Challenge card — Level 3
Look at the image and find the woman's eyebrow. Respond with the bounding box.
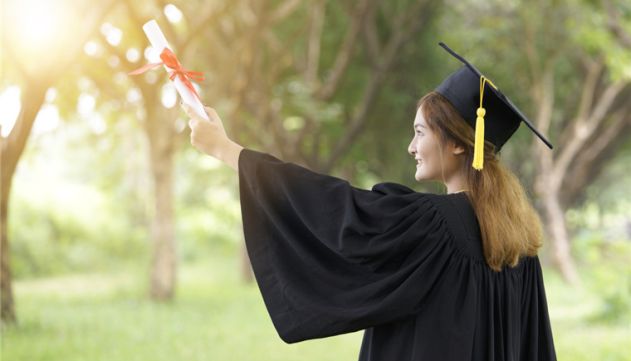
[414,123,426,129]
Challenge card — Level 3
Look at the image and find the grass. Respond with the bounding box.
[542,267,631,361]
[2,255,362,361]
[2,253,630,361]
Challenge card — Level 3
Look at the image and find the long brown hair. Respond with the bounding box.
[417,91,543,271]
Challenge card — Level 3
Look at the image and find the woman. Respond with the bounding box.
[182,43,557,361]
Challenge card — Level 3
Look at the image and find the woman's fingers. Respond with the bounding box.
[204,106,216,115]
[182,102,226,137]
[179,102,233,157]
[181,103,204,119]
[203,106,222,124]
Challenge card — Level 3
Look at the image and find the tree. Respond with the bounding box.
[524,0,631,285]
[439,0,631,284]
[0,0,118,325]
[91,0,233,300]
[127,0,442,281]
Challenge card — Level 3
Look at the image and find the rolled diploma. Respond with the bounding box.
[142,20,209,121]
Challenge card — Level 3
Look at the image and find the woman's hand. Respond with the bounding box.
[182,103,244,171]
[182,103,229,156]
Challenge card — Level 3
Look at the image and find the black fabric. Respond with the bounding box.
[238,148,557,361]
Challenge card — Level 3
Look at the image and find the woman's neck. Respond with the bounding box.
[445,178,468,194]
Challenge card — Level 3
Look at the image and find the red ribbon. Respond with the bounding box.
[128,48,204,101]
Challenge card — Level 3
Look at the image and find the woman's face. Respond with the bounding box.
[407,105,464,183]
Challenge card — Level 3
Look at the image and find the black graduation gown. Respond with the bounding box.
[237,148,557,361]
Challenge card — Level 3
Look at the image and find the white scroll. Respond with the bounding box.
[141,20,209,121]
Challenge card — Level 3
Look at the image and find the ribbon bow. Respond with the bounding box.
[128,48,204,101]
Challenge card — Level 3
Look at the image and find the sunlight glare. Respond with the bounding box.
[33,105,60,135]
[78,94,96,116]
[161,83,177,108]
[5,0,72,61]
[0,86,22,137]
[126,48,140,63]
[101,23,123,47]
[84,41,100,57]
[164,4,183,23]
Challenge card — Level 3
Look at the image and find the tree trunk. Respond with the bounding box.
[1,84,48,325]
[529,68,582,285]
[146,107,177,301]
[534,163,581,285]
[539,188,581,286]
[1,172,17,326]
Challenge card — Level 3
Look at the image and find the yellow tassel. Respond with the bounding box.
[472,107,485,170]
[472,75,496,171]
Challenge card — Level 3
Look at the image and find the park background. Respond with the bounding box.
[1,0,630,360]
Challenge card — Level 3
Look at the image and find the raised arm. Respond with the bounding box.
[237,148,454,343]
[219,140,244,172]
[181,103,244,171]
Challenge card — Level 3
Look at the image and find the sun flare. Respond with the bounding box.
[4,0,74,62]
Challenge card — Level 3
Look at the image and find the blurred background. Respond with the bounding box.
[1,0,630,360]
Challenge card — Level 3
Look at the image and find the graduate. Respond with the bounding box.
[182,42,557,361]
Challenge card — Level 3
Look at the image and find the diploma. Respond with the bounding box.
[134,20,209,121]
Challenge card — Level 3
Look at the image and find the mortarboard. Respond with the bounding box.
[434,42,553,170]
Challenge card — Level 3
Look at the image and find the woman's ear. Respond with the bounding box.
[451,142,465,155]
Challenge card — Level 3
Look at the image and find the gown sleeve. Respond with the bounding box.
[237,148,454,343]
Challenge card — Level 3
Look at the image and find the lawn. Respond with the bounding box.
[2,254,630,361]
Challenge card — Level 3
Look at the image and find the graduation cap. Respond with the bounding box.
[434,42,553,170]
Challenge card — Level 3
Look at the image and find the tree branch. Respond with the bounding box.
[270,0,302,24]
[561,109,631,207]
[305,0,325,85]
[553,80,626,183]
[603,0,631,49]
[321,0,436,172]
[316,0,373,100]
[556,57,604,151]
[361,2,382,68]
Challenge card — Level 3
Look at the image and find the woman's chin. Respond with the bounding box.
[414,166,435,181]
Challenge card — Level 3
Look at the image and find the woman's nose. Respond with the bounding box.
[408,140,415,156]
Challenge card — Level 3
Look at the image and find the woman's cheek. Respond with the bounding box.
[417,141,435,176]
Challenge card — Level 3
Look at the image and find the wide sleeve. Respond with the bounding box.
[237,148,454,343]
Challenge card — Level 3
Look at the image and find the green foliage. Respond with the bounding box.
[572,0,631,82]
[544,267,631,361]
[9,174,148,279]
[173,148,244,262]
[573,233,631,325]
[566,148,631,325]
[9,122,247,278]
